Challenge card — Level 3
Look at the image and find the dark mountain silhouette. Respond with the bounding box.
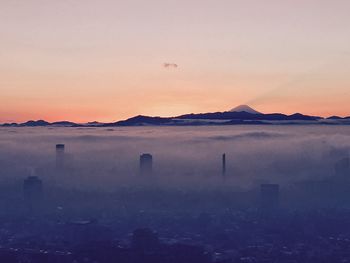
[106,116,173,126]
[176,111,321,121]
[327,116,343,120]
[1,106,349,127]
[86,121,105,126]
[1,120,82,127]
[51,121,78,126]
[20,120,50,126]
[104,110,322,126]
[1,122,19,127]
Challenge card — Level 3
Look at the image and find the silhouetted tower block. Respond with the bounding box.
[56,144,65,170]
[222,153,226,179]
[23,176,43,201]
[140,153,153,176]
[335,157,350,178]
[260,184,279,210]
[131,228,159,252]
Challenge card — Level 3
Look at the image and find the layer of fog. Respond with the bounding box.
[0,125,349,191]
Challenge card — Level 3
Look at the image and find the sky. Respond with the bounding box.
[0,0,349,123]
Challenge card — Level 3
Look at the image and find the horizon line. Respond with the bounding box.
[1,109,349,125]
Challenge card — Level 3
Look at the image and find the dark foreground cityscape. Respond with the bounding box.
[1,143,350,263]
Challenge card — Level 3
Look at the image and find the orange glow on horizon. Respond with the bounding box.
[1,0,349,123]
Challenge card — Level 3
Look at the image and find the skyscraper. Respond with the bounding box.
[222,153,226,179]
[23,176,43,200]
[140,153,153,176]
[56,144,65,170]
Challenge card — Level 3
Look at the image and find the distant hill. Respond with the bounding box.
[1,120,83,127]
[51,121,79,127]
[327,116,343,120]
[106,116,173,126]
[105,107,323,126]
[176,111,321,121]
[21,120,50,127]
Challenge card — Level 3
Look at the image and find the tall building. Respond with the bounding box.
[260,184,279,210]
[56,144,65,169]
[222,153,226,179]
[23,176,43,200]
[140,153,153,176]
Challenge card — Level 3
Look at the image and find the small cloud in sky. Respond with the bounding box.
[163,63,178,69]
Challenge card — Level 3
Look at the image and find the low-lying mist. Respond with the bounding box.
[0,125,349,191]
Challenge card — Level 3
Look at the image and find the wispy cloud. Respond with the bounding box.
[163,63,178,69]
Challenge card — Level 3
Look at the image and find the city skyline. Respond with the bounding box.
[1,0,350,122]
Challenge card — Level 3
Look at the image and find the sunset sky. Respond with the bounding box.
[1,0,349,123]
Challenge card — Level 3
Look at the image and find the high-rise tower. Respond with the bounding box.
[23,176,43,200]
[140,153,153,176]
[56,144,65,170]
[222,153,226,179]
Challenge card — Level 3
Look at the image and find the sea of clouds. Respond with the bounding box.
[0,125,349,190]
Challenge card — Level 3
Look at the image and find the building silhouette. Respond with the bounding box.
[222,153,226,179]
[140,153,153,176]
[56,144,65,170]
[23,176,43,200]
[260,184,279,210]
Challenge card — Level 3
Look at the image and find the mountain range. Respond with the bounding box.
[1,105,350,127]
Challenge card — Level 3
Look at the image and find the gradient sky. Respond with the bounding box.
[1,0,350,122]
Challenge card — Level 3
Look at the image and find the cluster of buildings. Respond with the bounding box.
[12,143,350,263]
[1,206,350,263]
[24,144,282,210]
